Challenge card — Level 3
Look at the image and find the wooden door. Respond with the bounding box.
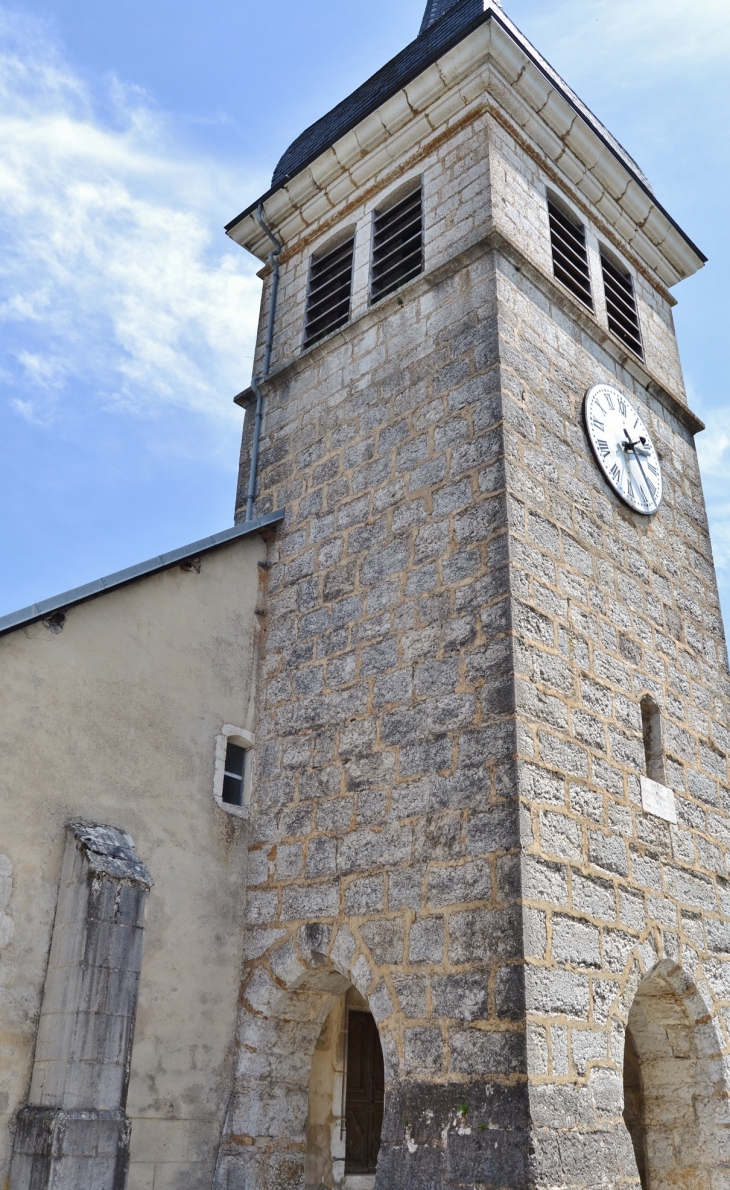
[345,1011,384,1174]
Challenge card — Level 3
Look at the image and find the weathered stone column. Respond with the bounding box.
[10,821,152,1190]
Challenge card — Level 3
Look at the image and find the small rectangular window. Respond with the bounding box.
[222,741,246,806]
[601,251,643,358]
[303,235,355,347]
[370,185,423,303]
[547,199,593,310]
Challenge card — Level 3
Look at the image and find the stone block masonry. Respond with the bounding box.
[495,245,730,1187]
[220,32,730,1190]
[223,240,535,1190]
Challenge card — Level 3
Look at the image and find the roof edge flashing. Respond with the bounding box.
[0,509,285,639]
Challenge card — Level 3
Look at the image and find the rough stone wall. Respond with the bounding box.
[227,75,730,1190]
[484,114,686,405]
[495,236,730,1184]
[228,234,534,1188]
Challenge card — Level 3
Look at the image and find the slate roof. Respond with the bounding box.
[226,0,705,266]
[270,0,484,190]
[420,0,463,34]
[227,0,652,233]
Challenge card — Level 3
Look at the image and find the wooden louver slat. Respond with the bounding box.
[548,200,593,310]
[601,252,643,358]
[371,186,423,303]
[304,235,355,347]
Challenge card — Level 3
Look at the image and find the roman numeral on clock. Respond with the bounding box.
[591,417,605,433]
[596,438,610,457]
[610,462,621,482]
[618,397,626,416]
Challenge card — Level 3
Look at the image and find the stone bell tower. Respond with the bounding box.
[216,1,730,1187]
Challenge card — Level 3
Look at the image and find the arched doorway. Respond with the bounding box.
[214,933,390,1190]
[623,960,730,1190]
[306,987,384,1189]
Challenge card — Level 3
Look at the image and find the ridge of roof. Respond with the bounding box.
[0,509,285,639]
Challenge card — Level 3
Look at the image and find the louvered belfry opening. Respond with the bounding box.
[601,251,644,358]
[303,235,355,347]
[547,198,593,310]
[370,185,423,303]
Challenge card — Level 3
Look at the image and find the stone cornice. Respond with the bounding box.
[227,7,704,292]
[233,226,704,441]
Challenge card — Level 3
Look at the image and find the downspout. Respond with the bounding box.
[245,204,283,521]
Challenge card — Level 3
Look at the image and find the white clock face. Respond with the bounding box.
[583,384,662,515]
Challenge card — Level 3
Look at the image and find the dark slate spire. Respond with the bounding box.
[420,0,501,34]
[419,0,463,35]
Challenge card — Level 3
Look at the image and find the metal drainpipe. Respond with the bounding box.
[245,203,283,522]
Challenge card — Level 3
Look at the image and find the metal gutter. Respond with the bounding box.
[0,509,285,639]
[247,206,283,522]
[224,4,706,266]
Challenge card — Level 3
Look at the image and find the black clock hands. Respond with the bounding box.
[622,428,654,502]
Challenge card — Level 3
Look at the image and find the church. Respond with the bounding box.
[1,0,729,1187]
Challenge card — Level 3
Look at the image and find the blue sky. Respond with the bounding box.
[0,0,728,629]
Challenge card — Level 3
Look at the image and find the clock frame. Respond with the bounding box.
[583,384,663,515]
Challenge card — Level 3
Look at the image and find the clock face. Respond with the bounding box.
[583,384,662,515]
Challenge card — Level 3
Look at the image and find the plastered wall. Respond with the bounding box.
[0,534,265,1190]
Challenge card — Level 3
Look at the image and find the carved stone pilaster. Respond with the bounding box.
[11,822,152,1190]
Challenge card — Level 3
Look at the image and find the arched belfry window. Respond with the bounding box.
[640,695,665,784]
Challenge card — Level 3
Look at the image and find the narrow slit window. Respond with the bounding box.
[640,696,665,784]
[303,235,355,347]
[370,185,423,303]
[601,251,644,358]
[222,741,246,806]
[547,199,593,310]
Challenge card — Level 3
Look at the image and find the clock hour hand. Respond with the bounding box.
[622,429,651,457]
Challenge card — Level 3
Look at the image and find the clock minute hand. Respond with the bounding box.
[622,429,653,500]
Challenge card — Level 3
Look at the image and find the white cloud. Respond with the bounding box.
[0,8,265,434]
[522,0,730,82]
